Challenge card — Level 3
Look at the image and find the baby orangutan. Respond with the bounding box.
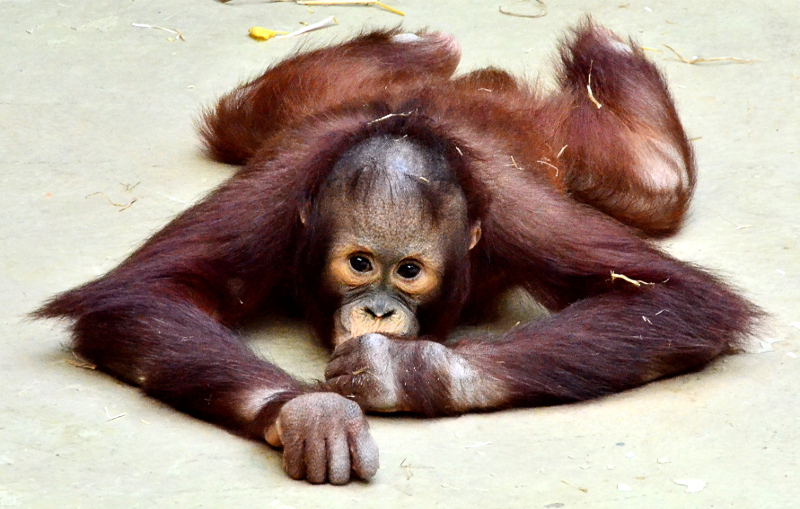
[36,21,759,484]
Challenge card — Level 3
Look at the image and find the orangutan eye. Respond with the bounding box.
[349,255,373,273]
[397,262,421,279]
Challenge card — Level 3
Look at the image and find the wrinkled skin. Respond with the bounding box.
[266,393,379,485]
[324,334,439,412]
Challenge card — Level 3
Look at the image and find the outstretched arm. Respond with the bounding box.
[325,168,760,416]
[35,168,377,484]
[454,171,760,408]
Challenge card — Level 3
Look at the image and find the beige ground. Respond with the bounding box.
[2,1,798,507]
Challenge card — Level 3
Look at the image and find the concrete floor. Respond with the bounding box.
[2,0,798,507]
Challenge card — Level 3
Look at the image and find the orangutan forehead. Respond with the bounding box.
[329,134,455,183]
[322,135,461,205]
[319,182,464,257]
[316,134,470,239]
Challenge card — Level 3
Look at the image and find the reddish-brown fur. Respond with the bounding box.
[35,21,760,481]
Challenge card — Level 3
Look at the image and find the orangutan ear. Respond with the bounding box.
[299,202,311,226]
[469,221,482,250]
